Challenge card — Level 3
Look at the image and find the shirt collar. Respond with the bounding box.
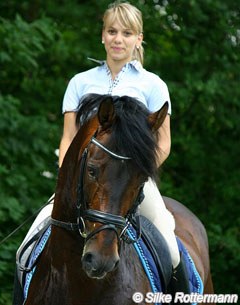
[129,59,143,72]
[87,57,143,72]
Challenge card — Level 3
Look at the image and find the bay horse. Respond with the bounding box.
[24,94,214,305]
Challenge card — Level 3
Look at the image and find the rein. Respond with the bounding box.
[0,195,54,247]
[51,136,144,244]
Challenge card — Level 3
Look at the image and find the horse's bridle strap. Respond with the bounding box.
[50,210,127,232]
[84,224,120,243]
[82,209,127,229]
[50,218,79,231]
[91,137,131,160]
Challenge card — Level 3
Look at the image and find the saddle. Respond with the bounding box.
[129,215,204,299]
[16,216,52,289]
[131,215,173,292]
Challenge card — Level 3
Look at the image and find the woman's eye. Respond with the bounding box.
[124,31,132,37]
[108,29,116,35]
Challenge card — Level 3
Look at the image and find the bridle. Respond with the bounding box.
[51,136,145,244]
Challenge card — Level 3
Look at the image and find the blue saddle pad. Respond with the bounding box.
[23,225,203,304]
[127,225,204,305]
[23,226,51,299]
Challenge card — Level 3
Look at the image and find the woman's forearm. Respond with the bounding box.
[58,112,78,167]
[156,114,171,168]
[58,137,72,167]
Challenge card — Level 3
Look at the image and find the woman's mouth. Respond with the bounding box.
[112,46,123,52]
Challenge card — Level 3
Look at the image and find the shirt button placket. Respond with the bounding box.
[107,64,127,95]
[108,77,119,95]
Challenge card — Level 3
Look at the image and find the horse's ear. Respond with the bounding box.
[98,96,116,130]
[148,102,169,132]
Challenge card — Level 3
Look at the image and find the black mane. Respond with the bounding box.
[76,94,158,178]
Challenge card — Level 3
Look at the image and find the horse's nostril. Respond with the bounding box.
[82,252,96,273]
[83,252,93,264]
[114,259,119,270]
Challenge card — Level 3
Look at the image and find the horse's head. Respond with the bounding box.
[76,95,168,279]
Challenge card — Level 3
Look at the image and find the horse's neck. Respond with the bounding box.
[52,117,99,221]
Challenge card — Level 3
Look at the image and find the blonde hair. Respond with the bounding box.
[103,1,144,65]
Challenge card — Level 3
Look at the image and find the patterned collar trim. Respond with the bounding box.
[87,57,142,72]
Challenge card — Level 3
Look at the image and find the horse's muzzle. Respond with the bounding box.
[81,251,119,279]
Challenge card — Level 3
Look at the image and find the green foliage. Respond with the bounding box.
[0,11,61,303]
[156,0,240,295]
[0,0,239,303]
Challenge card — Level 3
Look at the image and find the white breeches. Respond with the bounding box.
[141,178,180,268]
[18,181,180,268]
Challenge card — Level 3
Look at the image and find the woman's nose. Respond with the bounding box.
[114,32,123,43]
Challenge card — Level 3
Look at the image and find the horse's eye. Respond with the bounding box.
[87,165,98,180]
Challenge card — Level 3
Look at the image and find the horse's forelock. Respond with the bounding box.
[76,94,158,178]
[111,96,158,178]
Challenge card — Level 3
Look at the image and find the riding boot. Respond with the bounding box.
[167,253,190,304]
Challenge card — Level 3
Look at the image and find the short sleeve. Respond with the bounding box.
[147,76,172,115]
[62,76,81,113]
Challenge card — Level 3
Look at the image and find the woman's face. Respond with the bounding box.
[102,19,142,65]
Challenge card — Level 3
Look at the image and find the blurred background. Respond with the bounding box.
[0,0,239,303]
